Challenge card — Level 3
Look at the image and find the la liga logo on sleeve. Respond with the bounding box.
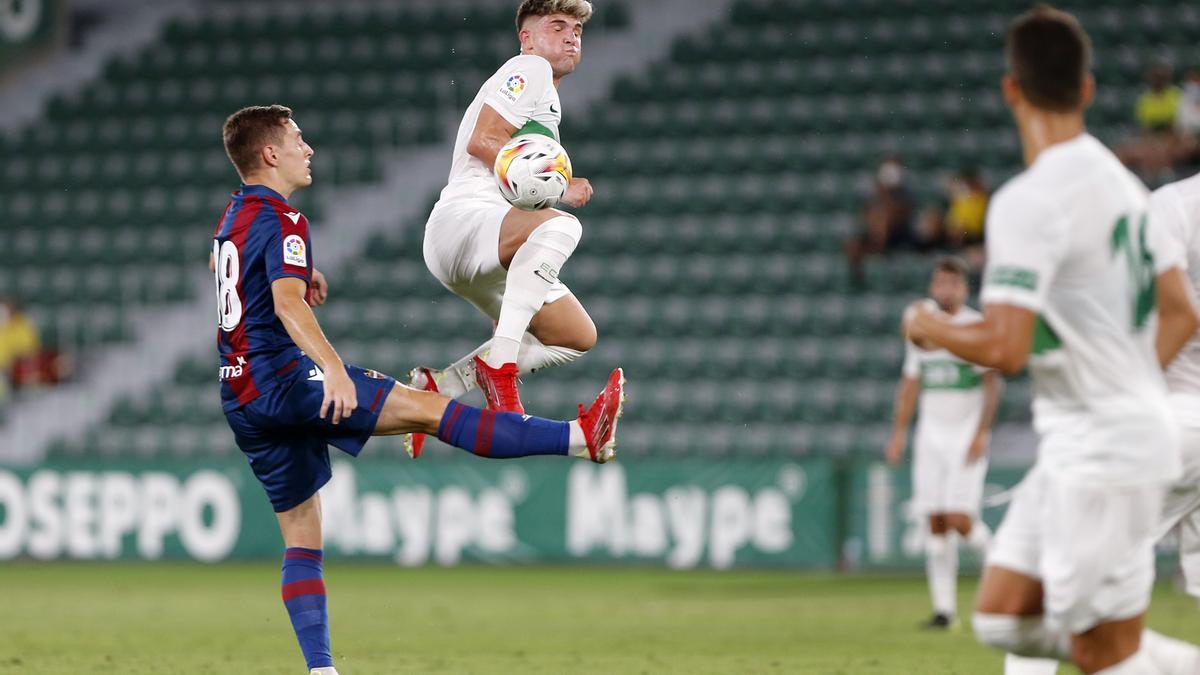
[498,73,527,103]
[283,235,307,267]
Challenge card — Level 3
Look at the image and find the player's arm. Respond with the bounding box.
[885,374,920,465]
[272,277,357,424]
[907,304,1037,376]
[967,371,1003,464]
[1155,266,1200,368]
[466,104,520,169]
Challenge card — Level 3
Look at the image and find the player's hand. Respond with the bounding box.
[885,433,906,465]
[309,268,329,306]
[903,302,936,350]
[320,367,357,425]
[966,431,989,464]
[560,177,593,208]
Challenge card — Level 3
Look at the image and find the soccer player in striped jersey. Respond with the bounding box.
[213,104,624,675]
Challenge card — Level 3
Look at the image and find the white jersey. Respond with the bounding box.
[1149,172,1200,425]
[903,302,988,452]
[981,134,1178,486]
[439,54,562,204]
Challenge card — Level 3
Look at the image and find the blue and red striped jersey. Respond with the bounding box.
[212,184,313,412]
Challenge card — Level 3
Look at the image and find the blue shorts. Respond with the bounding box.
[225,357,396,512]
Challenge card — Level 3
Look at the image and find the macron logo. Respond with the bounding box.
[284,211,301,224]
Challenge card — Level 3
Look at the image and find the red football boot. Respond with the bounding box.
[404,366,439,458]
[576,368,626,463]
[473,355,525,414]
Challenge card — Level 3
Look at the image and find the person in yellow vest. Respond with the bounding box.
[1120,63,1185,181]
[0,298,40,378]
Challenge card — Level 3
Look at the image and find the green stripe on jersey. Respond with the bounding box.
[988,265,1038,290]
[514,120,558,141]
[1031,316,1061,354]
[919,360,983,390]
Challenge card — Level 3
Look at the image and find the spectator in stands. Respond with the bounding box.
[1119,63,1185,182]
[918,167,989,269]
[844,155,917,287]
[0,298,40,405]
[1176,67,1200,166]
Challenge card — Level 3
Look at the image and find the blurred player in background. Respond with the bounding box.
[213,104,624,674]
[906,7,1200,674]
[887,256,1000,630]
[410,0,603,455]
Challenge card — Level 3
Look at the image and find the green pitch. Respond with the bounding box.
[2,564,1198,674]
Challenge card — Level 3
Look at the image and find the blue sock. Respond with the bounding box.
[281,547,332,669]
[437,400,569,458]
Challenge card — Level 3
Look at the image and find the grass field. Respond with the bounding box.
[1,564,1198,674]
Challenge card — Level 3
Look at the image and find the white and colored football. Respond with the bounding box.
[494,134,572,210]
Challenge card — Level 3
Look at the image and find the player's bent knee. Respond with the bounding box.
[528,213,582,257]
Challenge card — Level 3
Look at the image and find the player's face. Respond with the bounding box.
[274,119,314,190]
[522,14,583,78]
[929,270,967,312]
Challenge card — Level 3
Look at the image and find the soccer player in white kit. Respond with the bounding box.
[409,0,603,455]
[888,257,1001,630]
[907,8,1200,674]
[1149,172,1200,603]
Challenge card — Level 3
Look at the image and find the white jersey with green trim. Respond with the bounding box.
[904,302,988,452]
[980,133,1178,485]
[1149,172,1200,424]
[438,54,562,204]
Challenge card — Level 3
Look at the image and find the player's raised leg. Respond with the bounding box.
[275,494,338,675]
[389,366,623,463]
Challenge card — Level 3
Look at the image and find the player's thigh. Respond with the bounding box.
[976,564,1045,616]
[979,465,1046,614]
[911,440,947,517]
[528,292,596,352]
[227,406,333,515]
[1040,478,1161,635]
[944,454,988,523]
[373,382,450,437]
[497,206,573,268]
[425,200,510,290]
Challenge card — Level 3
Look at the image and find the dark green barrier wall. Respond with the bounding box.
[0,458,837,567]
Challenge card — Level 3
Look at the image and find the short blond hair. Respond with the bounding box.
[516,0,593,31]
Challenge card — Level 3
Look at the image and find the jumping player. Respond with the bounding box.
[213,104,624,675]
[410,0,602,454]
[887,257,1000,630]
[906,7,1200,674]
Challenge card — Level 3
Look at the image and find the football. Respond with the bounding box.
[493,134,572,210]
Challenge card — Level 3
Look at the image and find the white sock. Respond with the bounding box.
[1094,648,1158,674]
[1005,654,1059,674]
[964,520,992,560]
[487,215,581,368]
[1142,629,1200,674]
[568,419,588,458]
[926,534,958,617]
[973,613,1071,661]
[430,333,586,399]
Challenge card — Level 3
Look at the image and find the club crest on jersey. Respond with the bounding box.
[283,234,306,267]
[499,73,527,103]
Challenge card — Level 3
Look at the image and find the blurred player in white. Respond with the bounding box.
[907,7,1200,674]
[1149,172,1200,604]
[409,0,601,455]
[887,257,1001,630]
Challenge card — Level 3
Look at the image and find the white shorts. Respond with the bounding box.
[912,430,988,517]
[423,196,571,321]
[1154,419,1200,598]
[989,463,1163,633]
